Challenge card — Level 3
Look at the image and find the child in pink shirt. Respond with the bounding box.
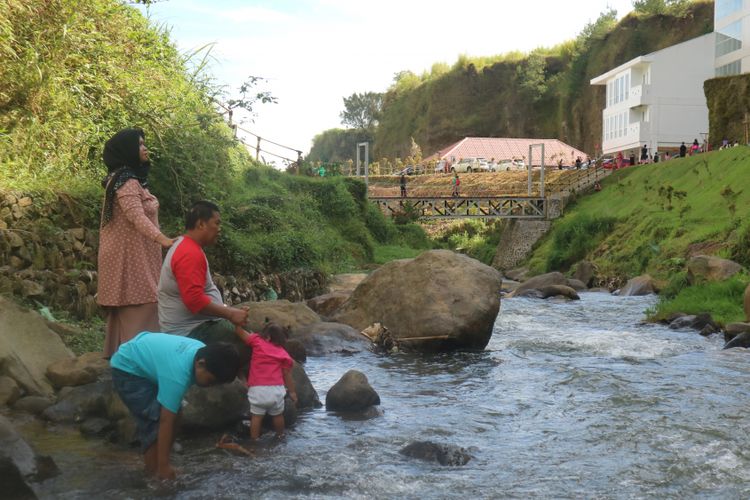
[234,323,297,439]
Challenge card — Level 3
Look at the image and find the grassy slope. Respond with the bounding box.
[526,148,750,324]
[0,0,429,280]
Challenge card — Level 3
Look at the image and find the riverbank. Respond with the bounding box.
[520,148,750,326]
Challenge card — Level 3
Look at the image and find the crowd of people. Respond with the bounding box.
[98,128,296,480]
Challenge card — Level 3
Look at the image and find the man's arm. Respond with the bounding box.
[198,302,248,326]
[157,407,178,480]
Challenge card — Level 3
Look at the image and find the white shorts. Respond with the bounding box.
[247,385,286,416]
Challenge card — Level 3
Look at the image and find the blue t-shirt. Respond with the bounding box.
[111,332,204,413]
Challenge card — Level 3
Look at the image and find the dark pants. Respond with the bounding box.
[112,368,160,453]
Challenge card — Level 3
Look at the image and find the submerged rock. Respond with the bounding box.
[512,272,567,297]
[400,441,472,466]
[325,370,380,413]
[0,415,59,483]
[724,332,750,350]
[538,285,580,300]
[333,250,502,352]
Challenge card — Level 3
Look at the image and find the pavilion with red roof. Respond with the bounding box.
[426,137,589,167]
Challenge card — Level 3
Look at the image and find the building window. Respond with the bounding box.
[716,60,741,76]
[716,0,742,22]
[716,20,742,57]
[625,73,630,99]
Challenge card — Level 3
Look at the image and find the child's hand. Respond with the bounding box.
[157,464,176,481]
[289,391,298,404]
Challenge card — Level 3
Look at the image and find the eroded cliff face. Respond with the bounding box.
[375,2,714,159]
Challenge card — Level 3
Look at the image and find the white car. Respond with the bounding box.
[451,158,482,173]
[499,159,527,171]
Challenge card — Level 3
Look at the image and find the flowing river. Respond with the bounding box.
[28,292,750,498]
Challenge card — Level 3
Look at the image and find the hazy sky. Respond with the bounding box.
[136,0,636,162]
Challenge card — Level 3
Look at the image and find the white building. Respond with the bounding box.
[715,0,750,76]
[590,33,715,157]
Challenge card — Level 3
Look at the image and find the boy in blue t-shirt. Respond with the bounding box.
[111,332,241,480]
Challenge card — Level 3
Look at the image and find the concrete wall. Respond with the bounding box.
[492,220,552,272]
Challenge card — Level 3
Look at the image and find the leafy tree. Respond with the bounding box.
[516,53,547,102]
[340,92,383,131]
[632,0,691,16]
[307,128,373,163]
[226,75,277,122]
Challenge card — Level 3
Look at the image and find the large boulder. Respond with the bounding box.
[306,292,351,318]
[333,250,502,351]
[618,275,657,296]
[687,255,743,284]
[46,352,109,389]
[237,300,320,333]
[325,370,380,412]
[0,297,73,397]
[291,322,369,356]
[328,273,367,294]
[512,272,568,297]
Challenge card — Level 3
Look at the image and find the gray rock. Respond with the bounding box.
[306,292,351,318]
[292,362,321,409]
[618,275,656,296]
[79,418,113,438]
[326,370,380,412]
[724,332,750,349]
[0,415,59,481]
[0,376,21,406]
[566,279,587,291]
[538,285,580,300]
[724,323,750,343]
[669,315,697,330]
[291,321,369,356]
[513,272,568,297]
[181,379,249,430]
[687,255,743,284]
[333,250,502,352]
[0,456,37,500]
[46,352,109,389]
[0,297,73,397]
[400,441,472,466]
[572,261,596,287]
[12,396,54,416]
[42,380,110,423]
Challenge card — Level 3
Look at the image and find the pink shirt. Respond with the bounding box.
[244,333,293,387]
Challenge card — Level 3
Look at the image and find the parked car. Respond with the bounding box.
[499,159,526,171]
[451,158,482,173]
[397,165,424,176]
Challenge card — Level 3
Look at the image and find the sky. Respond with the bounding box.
[136,0,636,163]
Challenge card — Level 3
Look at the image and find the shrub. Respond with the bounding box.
[546,214,616,271]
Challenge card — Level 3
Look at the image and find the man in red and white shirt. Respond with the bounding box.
[158,201,248,343]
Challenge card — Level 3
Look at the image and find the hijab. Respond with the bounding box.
[101,128,150,225]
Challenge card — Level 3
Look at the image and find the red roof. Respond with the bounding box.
[428,137,589,166]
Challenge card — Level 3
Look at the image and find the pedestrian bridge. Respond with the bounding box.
[370,196,547,219]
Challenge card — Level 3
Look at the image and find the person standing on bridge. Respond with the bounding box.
[451,173,460,197]
[400,173,407,198]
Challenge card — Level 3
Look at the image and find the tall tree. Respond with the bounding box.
[340,92,383,130]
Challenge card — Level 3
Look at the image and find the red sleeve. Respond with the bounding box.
[171,240,212,314]
[245,333,261,347]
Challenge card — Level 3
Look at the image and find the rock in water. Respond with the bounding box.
[333,250,502,352]
[325,370,380,412]
[400,441,472,466]
[618,275,657,296]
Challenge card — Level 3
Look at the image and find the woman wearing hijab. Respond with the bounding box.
[97,128,174,357]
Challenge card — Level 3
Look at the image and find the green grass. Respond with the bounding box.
[648,275,749,326]
[373,245,423,264]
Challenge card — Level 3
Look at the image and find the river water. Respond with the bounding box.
[30,292,750,499]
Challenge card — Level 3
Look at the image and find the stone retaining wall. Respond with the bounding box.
[492,219,552,272]
[0,191,328,320]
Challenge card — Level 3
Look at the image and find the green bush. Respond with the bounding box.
[546,214,616,271]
